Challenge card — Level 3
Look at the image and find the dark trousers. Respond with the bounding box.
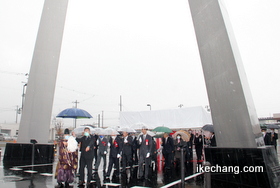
[95,153,106,171]
[132,149,138,164]
[93,149,98,165]
[79,155,93,183]
[195,146,203,160]
[163,152,173,169]
[138,153,151,179]
[121,153,132,172]
[189,146,193,160]
[106,156,119,177]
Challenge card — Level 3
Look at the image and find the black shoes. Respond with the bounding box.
[57,182,70,187]
[78,180,84,186]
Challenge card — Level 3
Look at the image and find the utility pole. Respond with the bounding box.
[21,83,27,111]
[72,100,79,128]
[98,114,100,128]
[120,95,122,111]
[101,111,104,128]
[147,104,151,111]
[73,100,79,108]
[15,105,20,123]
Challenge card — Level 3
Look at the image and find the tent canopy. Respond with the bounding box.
[119,106,212,130]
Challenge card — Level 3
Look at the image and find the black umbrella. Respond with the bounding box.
[266,124,280,129]
[202,124,214,133]
[56,108,93,128]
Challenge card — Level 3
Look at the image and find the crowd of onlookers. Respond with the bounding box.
[55,126,277,187]
[262,128,278,150]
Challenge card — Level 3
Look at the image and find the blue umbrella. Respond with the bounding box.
[56,108,93,128]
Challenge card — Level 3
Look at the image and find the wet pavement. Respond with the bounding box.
[0,143,204,188]
[1,140,280,188]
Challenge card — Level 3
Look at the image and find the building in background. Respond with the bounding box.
[1,112,279,141]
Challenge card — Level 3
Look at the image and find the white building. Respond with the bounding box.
[0,122,56,142]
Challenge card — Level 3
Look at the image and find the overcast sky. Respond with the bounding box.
[0,0,279,128]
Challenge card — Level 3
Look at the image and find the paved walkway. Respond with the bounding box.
[1,140,279,188]
[0,143,203,188]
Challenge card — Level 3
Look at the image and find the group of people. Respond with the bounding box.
[54,125,279,187]
[54,126,221,187]
[55,126,157,187]
[161,129,217,172]
[262,128,278,150]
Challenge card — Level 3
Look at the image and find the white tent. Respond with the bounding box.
[119,106,212,129]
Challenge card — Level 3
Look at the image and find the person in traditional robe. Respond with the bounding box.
[55,128,78,188]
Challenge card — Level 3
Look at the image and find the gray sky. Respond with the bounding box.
[0,0,279,128]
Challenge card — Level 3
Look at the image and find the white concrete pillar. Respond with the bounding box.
[17,0,68,144]
[188,0,264,147]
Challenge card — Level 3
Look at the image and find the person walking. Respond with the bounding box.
[73,127,96,186]
[94,134,108,174]
[188,129,194,160]
[270,128,278,151]
[121,131,133,174]
[161,132,174,170]
[209,132,216,147]
[174,134,186,171]
[263,129,272,145]
[194,132,203,161]
[131,132,139,165]
[93,133,98,166]
[137,126,153,180]
[105,134,122,179]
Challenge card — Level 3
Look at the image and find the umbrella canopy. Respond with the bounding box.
[102,127,120,135]
[172,130,191,142]
[131,122,150,130]
[56,108,93,128]
[137,131,158,140]
[118,127,136,133]
[154,132,165,138]
[73,126,95,137]
[92,127,104,135]
[153,126,172,133]
[139,130,156,137]
[57,108,93,119]
[266,124,280,129]
[202,124,214,133]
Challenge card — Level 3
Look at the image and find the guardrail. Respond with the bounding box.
[160,161,211,188]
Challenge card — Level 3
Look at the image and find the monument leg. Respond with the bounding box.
[188,0,278,187]
[4,0,68,166]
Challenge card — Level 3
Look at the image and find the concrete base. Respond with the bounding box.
[205,147,279,187]
[3,143,54,167]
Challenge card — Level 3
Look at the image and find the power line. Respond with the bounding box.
[57,86,95,96]
[80,95,96,103]
[0,70,28,76]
